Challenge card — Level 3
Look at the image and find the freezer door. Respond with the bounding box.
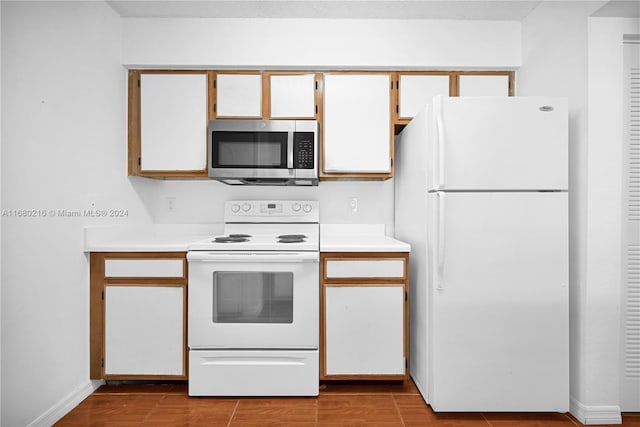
[431,96,568,191]
[428,191,569,412]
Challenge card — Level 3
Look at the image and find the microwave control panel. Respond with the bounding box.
[293,132,315,169]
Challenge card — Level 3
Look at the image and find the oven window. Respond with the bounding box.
[212,272,293,323]
[212,131,287,168]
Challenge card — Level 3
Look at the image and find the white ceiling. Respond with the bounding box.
[106,0,544,20]
[107,0,640,21]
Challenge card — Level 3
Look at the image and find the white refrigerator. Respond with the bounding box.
[394,96,569,412]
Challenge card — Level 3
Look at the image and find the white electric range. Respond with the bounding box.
[187,200,319,396]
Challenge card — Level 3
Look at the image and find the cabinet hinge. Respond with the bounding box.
[396,105,399,114]
[137,79,140,88]
[138,157,141,167]
[213,79,216,89]
[315,105,318,114]
[396,81,399,90]
[101,358,104,368]
[405,291,408,301]
[101,291,104,300]
[315,81,318,90]
[214,103,217,113]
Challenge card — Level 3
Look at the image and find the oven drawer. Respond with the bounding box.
[188,350,319,396]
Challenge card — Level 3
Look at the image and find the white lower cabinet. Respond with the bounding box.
[105,285,184,376]
[325,286,405,375]
[90,252,188,380]
[321,252,409,380]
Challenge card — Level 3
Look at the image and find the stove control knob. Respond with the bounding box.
[292,202,301,212]
[230,204,241,213]
[303,204,313,213]
[242,203,252,212]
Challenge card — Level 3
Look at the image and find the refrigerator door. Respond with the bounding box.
[427,191,569,412]
[430,96,568,191]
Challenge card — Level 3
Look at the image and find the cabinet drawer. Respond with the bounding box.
[105,259,185,278]
[325,259,405,279]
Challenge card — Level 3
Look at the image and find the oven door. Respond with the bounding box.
[187,251,319,349]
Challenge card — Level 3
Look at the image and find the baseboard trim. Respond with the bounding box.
[570,396,622,425]
[27,380,104,427]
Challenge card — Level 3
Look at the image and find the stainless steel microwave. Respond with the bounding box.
[208,119,319,186]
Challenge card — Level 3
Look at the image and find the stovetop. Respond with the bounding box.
[188,200,319,252]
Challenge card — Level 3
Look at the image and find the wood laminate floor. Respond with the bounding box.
[55,380,639,427]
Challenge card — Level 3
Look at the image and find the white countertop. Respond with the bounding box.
[84,223,410,253]
[320,224,411,253]
[83,224,221,252]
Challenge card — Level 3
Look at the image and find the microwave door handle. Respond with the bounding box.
[287,132,294,169]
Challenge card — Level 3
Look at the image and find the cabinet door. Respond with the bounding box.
[458,74,511,96]
[105,285,184,376]
[269,74,317,118]
[140,73,208,171]
[216,73,262,117]
[325,285,405,375]
[323,74,391,173]
[398,74,450,119]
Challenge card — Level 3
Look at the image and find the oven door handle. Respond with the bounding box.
[187,251,319,263]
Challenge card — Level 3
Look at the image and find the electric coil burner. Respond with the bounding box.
[187,200,319,397]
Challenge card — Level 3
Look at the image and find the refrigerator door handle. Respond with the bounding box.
[434,96,445,190]
[435,191,446,290]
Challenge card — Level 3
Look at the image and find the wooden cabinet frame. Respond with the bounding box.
[262,72,323,120]
[90,252,188,380]
[320,252,410,381]
[320,71,395,181]
[211,71,323,120]
[451,70,515,97]
[128,70,214,178]
[391,70,515,132]
[128,69,514,180]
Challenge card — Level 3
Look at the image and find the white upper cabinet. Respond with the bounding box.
[398,74,450,119]
[216,73,262,117]
[323,74,391,174]
[269,74,317,118]
[140,73,208,172]
[458,74,511,96]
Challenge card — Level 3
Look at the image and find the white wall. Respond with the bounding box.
[1,2,156,426]
[152,179,396,233]
[122,18,521,69]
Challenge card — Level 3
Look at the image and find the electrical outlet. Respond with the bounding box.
[349,197,358,213]
[165,196,177,213]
